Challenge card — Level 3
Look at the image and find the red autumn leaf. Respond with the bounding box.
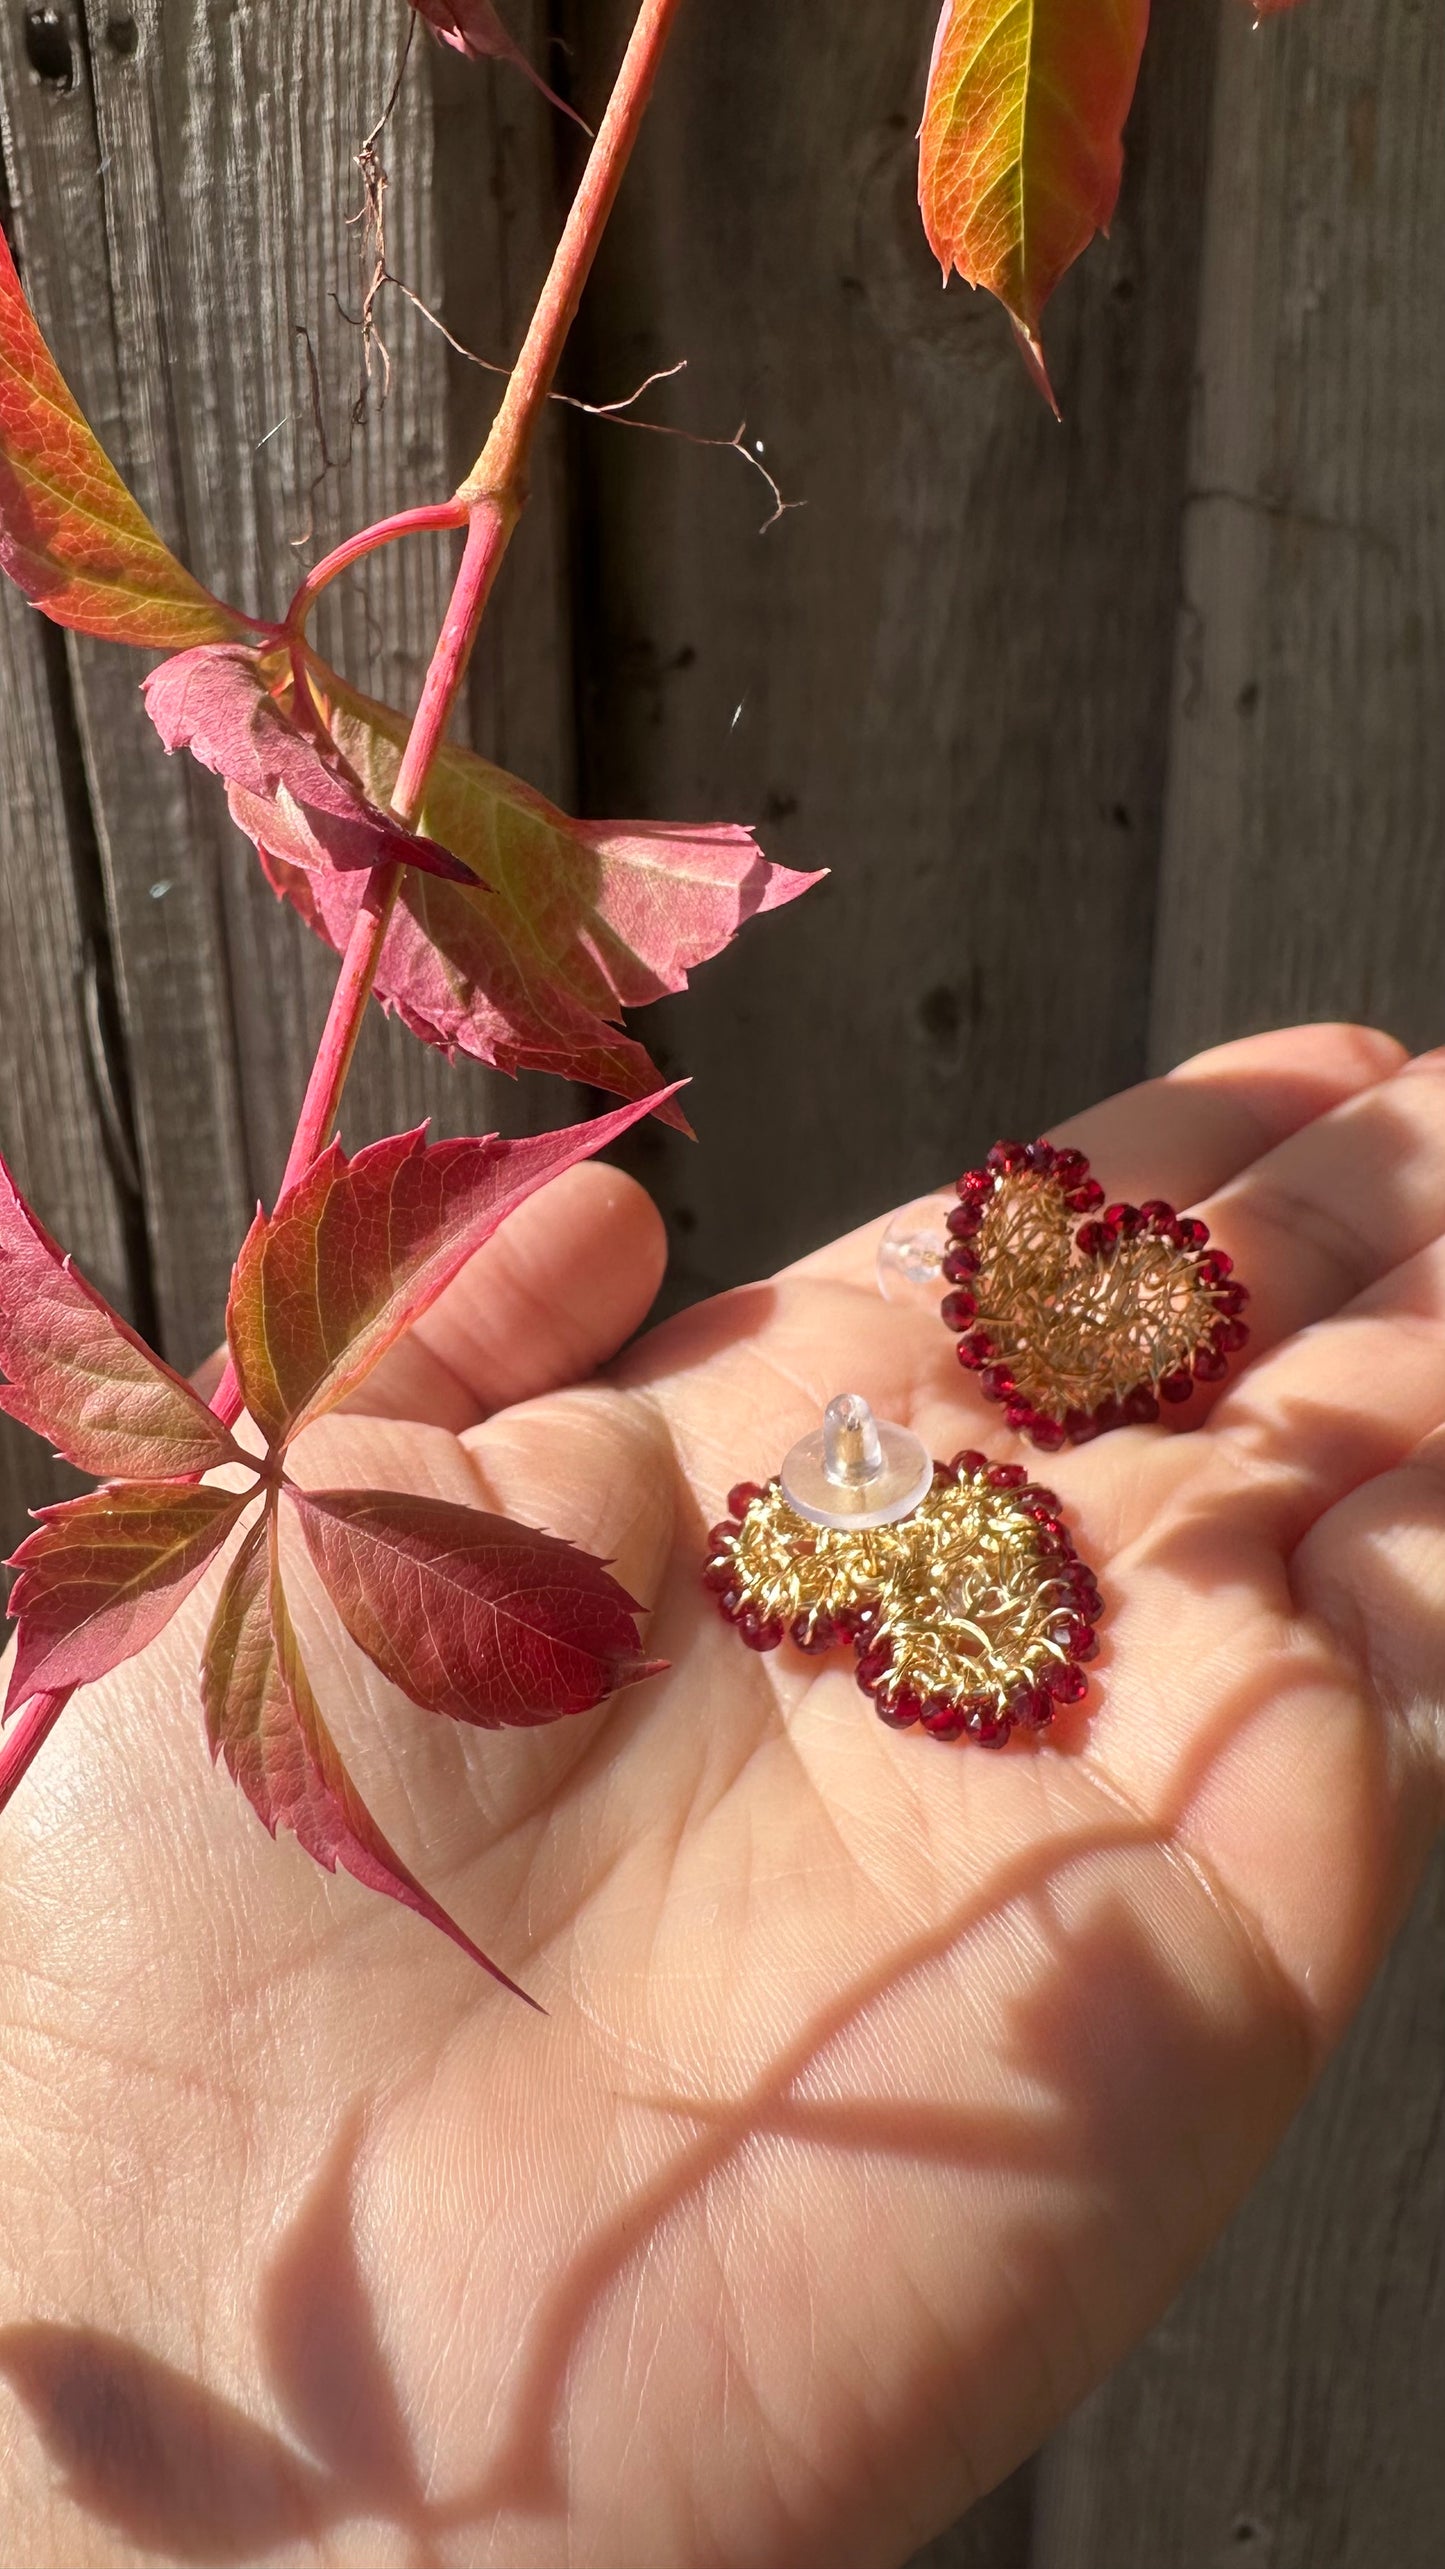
[225,1094,678,1450]
[918,0,1152,411]
[5,1482,250,1713]
[246,661,821,1126]
[0,227,248,648]
[143,646,472,884]
[409,0,588,129]
[0,1155,245,1480]
[290,1486,662,1726]
[203,1512,534,1998]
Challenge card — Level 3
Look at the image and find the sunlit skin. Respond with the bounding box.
[1,1021,1443,2568]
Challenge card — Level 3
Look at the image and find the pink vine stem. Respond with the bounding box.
[209,0,686,1433]
[0,1687,73,1818]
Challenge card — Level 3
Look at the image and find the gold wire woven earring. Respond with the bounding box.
[878,1139,1250,1452]
[703,1394,1103,1746]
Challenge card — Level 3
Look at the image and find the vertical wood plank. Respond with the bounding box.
[0,4,251,1369]
[1149,0,1445,1064]
[564,0,1218,1312]
[0,0,574,1383]
[0,576,131,1554]
[1045,2,1445,2561]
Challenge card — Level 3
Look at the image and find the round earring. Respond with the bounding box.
[878,1138,1250,1452]
[703,1392,1103,1745]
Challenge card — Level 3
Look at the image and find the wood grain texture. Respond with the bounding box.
[0,575,132,1554]
[1149,0,1445,1067]
[0,2,252,1369]
[1042,4,1445,2562]
[563,0,1217,1312]
[0,0,574,1388]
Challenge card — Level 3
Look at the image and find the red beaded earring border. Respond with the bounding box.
[940,1137,1251,1452]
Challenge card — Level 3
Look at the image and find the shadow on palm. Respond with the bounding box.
[5,1021,1445,2567]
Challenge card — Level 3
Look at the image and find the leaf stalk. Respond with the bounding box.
[210,0,685,1433]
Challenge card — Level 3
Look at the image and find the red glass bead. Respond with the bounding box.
[1075,1628,1100,1662]
[1123,1385,1159,1425]
[1138,1199,1175,1229]
[1075,1219,1113,1256]
[986,1461,1027,1489]
[716,1589,744,1621]
[706,1520,740,1553]
[726,1483,764,1520]
[953,1694,993,1735]
[1192,1345,1228,1381]
[1002,1682,1050,1731]
[921,1700,968,1741]
[942,1214,981,1258]
[1211,1317,1250,1353]
[855,1645,892,1695]
[970,1706,1014,1747]
[1044,1661,1089,1705]
[702,1555,737,1592]
[1063,1406,1101,1442]
[964,1328,996,1361]
[957,1166,993,1198]
[738,1612,785,1651]
[949,1449,988,1477]
[1027,1510,1066,1539]
[1104,1201,1142,1236]
[988,1140,1029,1173]
[1024,1140,1057,1172]
[791,1611,839,1654]
[980,1366,1015,1402]
[955,1338,982,1373]
[1158,1367,1194,1404]
[1198,1250,1233,1283]
[1047,1613,1090,1653]
[931,1461,959,1489]
[942,1248,979,1287]
[1064,1179,1106,1213]
[945,1204,984,1242]
[941,1287,978,1328]
[1091,1395,1125,1433]
[1212,1283,1248,1316]
[1027,1415,1068,1452]
[1020,1486,1062,1513]
[1052,1148,1088,1185]
[876,1690,924,1729]
[1176,1215,1209,1247]
[1004,1401,1035,1432]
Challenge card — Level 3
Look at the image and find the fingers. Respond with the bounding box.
[1188,1046,1445,1372]
[1054,1021,1406,1205]
[338,1162,668,1432]
[1293,1429,1445,1798]
[462,1385,676,1618]
[796,1023,1405,1289]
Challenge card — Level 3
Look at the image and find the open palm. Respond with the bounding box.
[1,1020,1442,2569]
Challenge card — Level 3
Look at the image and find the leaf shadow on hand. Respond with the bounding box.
[460,1651,1353,2526]
[0,2110,477,2567]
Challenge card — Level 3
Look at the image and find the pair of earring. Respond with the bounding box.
[704,1136,1250,1747]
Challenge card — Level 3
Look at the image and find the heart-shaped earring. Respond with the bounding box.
[704,1392,1103,1743]
[878,1139,1250,1452]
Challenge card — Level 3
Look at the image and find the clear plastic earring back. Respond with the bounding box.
[780,1391,932,1530]
[876,1193,952,1309]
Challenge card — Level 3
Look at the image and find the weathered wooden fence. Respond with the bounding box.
[0,0,1440,2559]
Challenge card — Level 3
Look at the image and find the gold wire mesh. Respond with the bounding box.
[720,1469,1087,1718]
[969,1173,1222,1417]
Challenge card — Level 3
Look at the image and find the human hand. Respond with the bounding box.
[0,1020,1441,2569]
